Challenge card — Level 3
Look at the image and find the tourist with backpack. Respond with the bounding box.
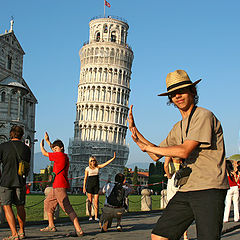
[99,173,133,232]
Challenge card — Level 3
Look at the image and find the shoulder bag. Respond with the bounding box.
[174,106,197,187]
[11,141,30,178]
[49,164,67,184]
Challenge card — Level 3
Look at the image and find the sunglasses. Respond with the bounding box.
[168,87,190,98]
[90,160,96,162]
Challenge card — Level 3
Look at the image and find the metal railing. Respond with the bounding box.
[90,15,128,24]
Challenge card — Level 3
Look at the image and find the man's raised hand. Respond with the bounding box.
[131,127,147,152]
[127,105,136,131]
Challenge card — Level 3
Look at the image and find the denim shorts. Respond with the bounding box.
[0,186,26,206]
[152,189,227,240]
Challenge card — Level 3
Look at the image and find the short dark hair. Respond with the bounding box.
[167,85,199,106]
[115,173,125,184]
[51,139,65,152]
[10,125,24,140]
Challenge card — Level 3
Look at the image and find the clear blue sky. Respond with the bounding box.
[1,0,239,166]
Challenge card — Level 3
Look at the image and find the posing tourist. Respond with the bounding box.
[40,132,84,237]
[128,69,229,240]
[223,160,239,222]
[0,126,31,240]
[83,152,116,221]
[99,173,133,232]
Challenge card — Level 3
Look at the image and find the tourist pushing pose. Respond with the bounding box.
[83,152,116,221]
[40,132,84,237]
[128,69,229,240]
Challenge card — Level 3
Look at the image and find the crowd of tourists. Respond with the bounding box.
[0,69,236,240]
[0,126,132,239]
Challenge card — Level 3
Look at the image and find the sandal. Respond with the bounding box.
[66,231,84,237]
[18,232,25,239]
[40,226,57,232]
[2,236,19,240]
[76,230,84,237]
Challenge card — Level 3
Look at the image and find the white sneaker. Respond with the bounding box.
[116,225,122,232]
[95,217,99,221]
[89,217,93,221]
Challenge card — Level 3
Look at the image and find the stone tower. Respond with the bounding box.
[0,20,37,181]
[68,16,134,191]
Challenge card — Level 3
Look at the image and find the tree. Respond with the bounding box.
[123,167,132,184]
[148,161,167,194]
[149,163,155,176]
[33,173,42,191]
[42,168,49,190]
[132,166,139,191]
[156,161,164,175]
[49,165,53,175]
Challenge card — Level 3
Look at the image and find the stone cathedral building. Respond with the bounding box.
[0,20,37,181]
[68,16,134,190]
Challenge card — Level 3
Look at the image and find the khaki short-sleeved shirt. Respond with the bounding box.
[160,107,229,192]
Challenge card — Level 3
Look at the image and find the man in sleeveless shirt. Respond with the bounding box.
[128,70,229,240]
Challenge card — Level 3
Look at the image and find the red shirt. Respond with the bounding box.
[227,175,238,187]
[26,184,30,194]
[49,152,70,189]
[236,174,240,188]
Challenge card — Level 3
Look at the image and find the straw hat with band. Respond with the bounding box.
[158,70,201,96]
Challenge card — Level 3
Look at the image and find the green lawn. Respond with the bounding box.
[11,194,163,222]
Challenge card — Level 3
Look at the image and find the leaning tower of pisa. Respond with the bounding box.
[68,16,134,191]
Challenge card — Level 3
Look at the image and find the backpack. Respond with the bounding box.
[107,183,126,208]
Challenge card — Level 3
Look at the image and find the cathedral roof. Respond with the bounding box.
[0,75,27,89]
[0,31,25,55]
[0,75,37,102]
[0,75,28,92]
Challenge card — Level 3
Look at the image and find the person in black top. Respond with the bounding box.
[0,126,31,240]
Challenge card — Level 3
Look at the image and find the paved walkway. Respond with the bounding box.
[1,210,240,239]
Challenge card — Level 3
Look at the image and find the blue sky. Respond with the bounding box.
[1,0,239,166]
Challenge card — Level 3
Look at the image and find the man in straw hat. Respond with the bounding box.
[128,69,229,240]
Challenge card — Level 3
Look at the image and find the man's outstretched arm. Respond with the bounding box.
[131,127,199,159]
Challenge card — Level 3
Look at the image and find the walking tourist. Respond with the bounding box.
[83,152,116,221]
[99,173,133,232]
[223,160,239,222]
[0,126,31,240]
[128,69,229,240]
[40,132,84,237]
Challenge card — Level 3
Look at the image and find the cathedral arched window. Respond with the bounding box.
[1,92,6,102]
[7,55,12,70]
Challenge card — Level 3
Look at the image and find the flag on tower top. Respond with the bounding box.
[105,0,111,8]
